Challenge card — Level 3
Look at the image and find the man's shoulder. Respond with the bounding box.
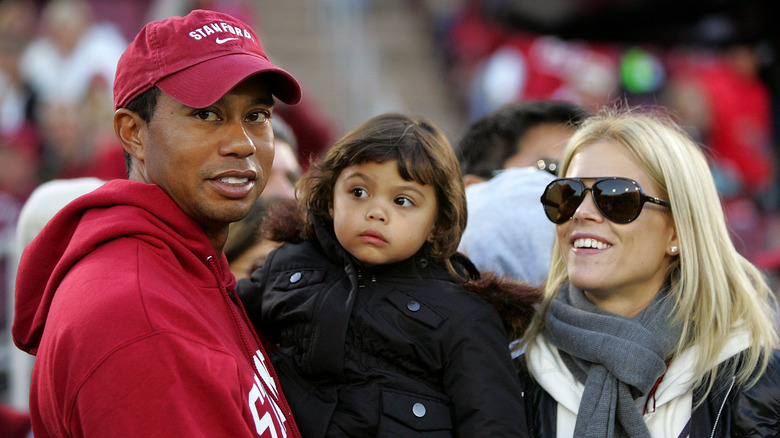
[466,168,553,208]
[56,237,204,328]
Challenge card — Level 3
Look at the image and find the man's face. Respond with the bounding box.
[135,76,275,237]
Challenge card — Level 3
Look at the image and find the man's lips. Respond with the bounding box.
[209,170,257,198]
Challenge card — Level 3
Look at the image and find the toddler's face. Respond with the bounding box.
[330,161,438,266]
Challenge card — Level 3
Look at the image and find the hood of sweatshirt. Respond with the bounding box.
[13,179,235,354]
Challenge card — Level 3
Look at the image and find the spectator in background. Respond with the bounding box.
[15,177,107,253]
[261,115,301,200]
[0,1,41,203]
[467,34,619,120]
[224,198,279,280]
[458,100,588,186]
[662,35,774,261]
[457,100,588,286]
[0,403,32,438]
[274,99,337,171]
[663,39,773,200]
[0,0,38,138]
[0,129,39,203]
[19,0,126,106]
[17,0,127,183]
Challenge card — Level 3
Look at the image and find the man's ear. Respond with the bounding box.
[114,109,145,161]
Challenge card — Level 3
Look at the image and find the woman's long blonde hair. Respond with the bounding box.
[525,108,779,400]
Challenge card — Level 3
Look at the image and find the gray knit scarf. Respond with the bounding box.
[543,283,682,438]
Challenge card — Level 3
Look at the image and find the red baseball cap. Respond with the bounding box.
[113,9,301,110]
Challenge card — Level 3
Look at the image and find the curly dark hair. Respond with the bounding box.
[297,113,467,274]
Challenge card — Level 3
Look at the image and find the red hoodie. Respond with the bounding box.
[13,179,300,438]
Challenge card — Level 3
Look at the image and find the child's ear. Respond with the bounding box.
[328,203,334,218]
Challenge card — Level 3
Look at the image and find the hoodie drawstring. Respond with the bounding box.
[207,256,301,437]
[206,256,263,362]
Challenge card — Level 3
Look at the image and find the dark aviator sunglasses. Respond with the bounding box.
[541,177,671,224]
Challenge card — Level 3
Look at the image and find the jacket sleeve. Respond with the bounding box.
[66,332,296,437]
[442,300,527,437]
[732,349,780,437]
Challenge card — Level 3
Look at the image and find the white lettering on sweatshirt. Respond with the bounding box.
[248,350,288,437]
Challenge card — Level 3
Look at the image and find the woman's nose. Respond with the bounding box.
[571,189,603,222]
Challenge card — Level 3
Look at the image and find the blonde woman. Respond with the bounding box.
[518,109,780,437]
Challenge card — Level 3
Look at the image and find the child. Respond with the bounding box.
[238,113,535,437]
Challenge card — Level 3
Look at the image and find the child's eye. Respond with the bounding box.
[350,187,368,198]
[394,196,414,207]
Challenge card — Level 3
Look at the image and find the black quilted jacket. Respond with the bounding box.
[238,214,539,437]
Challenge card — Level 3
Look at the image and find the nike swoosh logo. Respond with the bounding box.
[216,37,239,44]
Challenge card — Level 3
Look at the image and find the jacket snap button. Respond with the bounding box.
[412,402,426,417]
[407,301,421,312]
[290,272,302,283]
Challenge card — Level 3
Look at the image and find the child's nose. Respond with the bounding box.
[366,205,387,222]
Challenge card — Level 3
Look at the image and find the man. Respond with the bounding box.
[457,100,588,286]
[12,9,302,437]
[457,100,588,187]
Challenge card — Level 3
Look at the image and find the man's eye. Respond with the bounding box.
[194,110,218,121]
[395,196,414,207]
[351,188,367,198]
[248,111,269,123]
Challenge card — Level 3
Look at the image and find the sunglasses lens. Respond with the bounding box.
[592,179,642,223]
[542,179,583,224]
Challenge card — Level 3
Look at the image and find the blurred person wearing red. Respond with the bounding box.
[663,40,774,198]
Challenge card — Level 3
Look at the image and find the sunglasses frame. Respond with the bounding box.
[541,177,671,224]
